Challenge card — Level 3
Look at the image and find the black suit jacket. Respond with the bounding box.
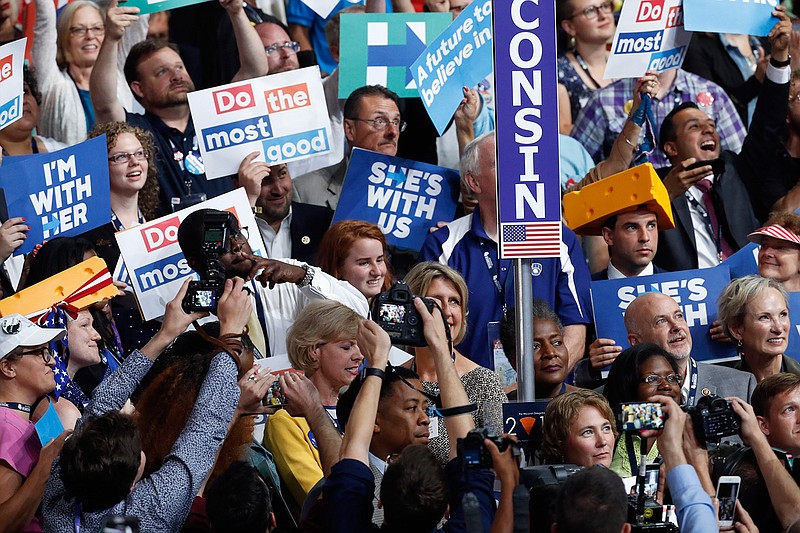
[654,76,789,272]
[288,202,334,264]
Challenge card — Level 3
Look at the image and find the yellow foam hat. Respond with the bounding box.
[0,256,118,320]
[563,163,674,236]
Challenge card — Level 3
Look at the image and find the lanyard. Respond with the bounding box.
[572,50,603,89]
[249,279,271,359]
[626,433,644,477]
[111,210,145,232]
[685,191,723,263]
[0,401,32,414]
[685,357,699,406]
[74,502,81,533]
[478,239,513,316]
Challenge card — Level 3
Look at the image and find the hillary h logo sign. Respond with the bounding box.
[338,13,452,99]
[492,0,562,259]
[188,67,332,179]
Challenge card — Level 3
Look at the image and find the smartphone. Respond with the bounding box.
[716,475,741,527]
[618,402,665,432]
[685,158,725,176]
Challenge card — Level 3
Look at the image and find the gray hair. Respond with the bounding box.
[460,131,495,189]
[717,275,789,338]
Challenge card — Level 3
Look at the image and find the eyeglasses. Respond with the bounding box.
[69,25,105,37]
[569,1,614,19]
[640,373,682,386]
[108,149,149,165]
[21,346,52,365]
[348,117,407,132]
[226,227,250,252]
[265,41,300,56]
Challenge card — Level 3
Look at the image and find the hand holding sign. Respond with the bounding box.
[589,338,623,370]
[236,152,271,207]
[0,217,28,263]
[105,0,141,41]
[768,5,791,62]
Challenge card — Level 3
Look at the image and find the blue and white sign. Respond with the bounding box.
[492,0,561,259]
[332,148,460,251]
[684,0,777,37]
[0,136,111,255]
[410,0,493,135]
[788,292,800,363]
[591,267,737,363]
[723,242,759,280]
[0,39,26,131]
[339,13,452,99]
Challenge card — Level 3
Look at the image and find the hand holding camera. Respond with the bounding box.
[370,281,443,347]
[162,278,209,340]
[356,319,391,371]
[217,277,253,337]
[281,372,325,419]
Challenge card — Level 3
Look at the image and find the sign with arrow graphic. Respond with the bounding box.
[338,12,452,99]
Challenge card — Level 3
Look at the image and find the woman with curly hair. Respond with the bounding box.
[80,122,161,352]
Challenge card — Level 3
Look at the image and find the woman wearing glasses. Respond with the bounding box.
[80,122,162,353]
[556,0,616,132]
[603,343,682,478]
[0,315,77,531]
[32,0,147,146]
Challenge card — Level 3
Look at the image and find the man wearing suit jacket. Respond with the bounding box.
[293,85,403,210]
[236,162,334,263]
[654,8,792,272]
[625,292,756,407]
[592,207,669,281]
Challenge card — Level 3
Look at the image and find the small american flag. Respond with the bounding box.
[500,222,561,258]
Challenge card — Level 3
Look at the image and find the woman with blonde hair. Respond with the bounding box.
[541,389,616,467]
[32,0,147,145]
[402,261,506,464]
[718,275,799,382]
[263,300,363,511]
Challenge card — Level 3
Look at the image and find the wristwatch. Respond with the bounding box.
[362,367,386,380]
[296,263,315,287]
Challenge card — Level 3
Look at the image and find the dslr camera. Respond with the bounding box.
[182,211,236,313]
[457,427,514,469]
[371,281,434,346]
[686,394,741,444]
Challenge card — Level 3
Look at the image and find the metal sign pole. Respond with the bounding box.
[514,258,535,401]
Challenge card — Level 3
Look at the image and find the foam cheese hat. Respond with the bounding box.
[0,256,118,320]
[563,163,675,236]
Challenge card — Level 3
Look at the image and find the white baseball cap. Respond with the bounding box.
[0,314,66,360]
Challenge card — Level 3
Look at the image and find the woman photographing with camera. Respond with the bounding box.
[401,261,505,465]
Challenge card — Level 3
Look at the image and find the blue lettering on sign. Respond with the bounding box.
[135,251,194,291]
[262,128,329,163]
[202,114,273,152]
[614,30,664,54]
[648,45,687,70]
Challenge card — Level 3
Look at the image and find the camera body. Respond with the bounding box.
[687,394,741,444]
[457,427,513,469]
[183,212,237,313]
[371,281,435,346]
[263,380,286,407]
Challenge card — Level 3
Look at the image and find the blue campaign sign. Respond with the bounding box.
[683,0,776,37]
[788,292,800,363]
[723,242,759,280]
[332,148,460,251]
[591,267,737,363]
[492,0,562,259]
[410,0,493,135]
[0,136,111,255]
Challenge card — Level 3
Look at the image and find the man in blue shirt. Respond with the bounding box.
[419,132,592,370]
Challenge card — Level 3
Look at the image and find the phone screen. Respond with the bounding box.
[618,402,665,432]
[717,481,739,522]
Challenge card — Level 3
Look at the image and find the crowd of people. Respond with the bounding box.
[2,0,800,531]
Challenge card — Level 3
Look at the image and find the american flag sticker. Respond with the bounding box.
[500,221,561,259]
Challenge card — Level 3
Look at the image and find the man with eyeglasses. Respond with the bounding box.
[255,21,301,74]
[177,208,367,359]
[293,85,404,210]
[90,0,268,216]
[620,291,755,408]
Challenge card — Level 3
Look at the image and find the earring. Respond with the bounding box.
[568,35,576,50]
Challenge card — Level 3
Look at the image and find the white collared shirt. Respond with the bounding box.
[607,260,655,279]
[256,206,293,259]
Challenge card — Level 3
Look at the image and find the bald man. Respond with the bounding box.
[621,292,755,406]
